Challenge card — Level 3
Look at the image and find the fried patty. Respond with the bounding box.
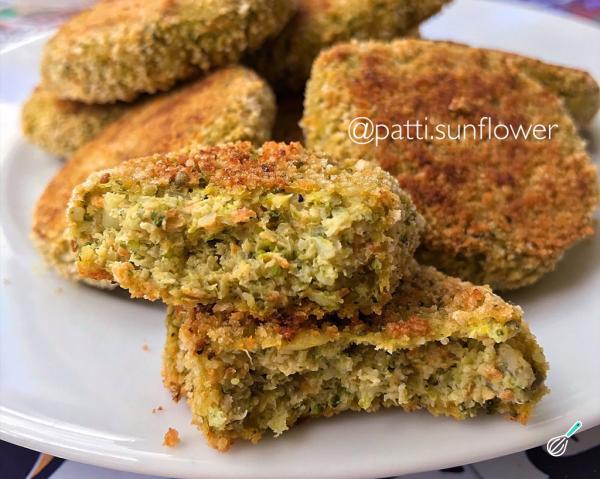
[41,0,296,103]
[248,0,441,92]
[67,141,422,318]
[33,66,275,282]
[21,86,128,157]
[163,262,548,451]
[303,39,600,289]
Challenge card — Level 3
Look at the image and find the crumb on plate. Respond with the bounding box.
[163,427,180,447]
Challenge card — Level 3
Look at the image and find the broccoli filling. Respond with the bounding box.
[70,179,412,316]
[180,338,537,440]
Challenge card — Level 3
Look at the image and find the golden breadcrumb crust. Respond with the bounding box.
[164,261,526,350]
[41,0,296,103]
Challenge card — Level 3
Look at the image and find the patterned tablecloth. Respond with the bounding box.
[0,1,599,478]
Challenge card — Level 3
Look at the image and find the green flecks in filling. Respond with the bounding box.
[74,179,412,314]
[186,339,536,438]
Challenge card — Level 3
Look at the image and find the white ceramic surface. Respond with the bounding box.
[1,1,599,478]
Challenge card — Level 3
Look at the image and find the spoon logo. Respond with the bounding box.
[546,421,582,457]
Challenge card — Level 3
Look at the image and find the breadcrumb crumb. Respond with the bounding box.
[163,427,180,447]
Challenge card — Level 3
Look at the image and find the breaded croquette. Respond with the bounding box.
[21,86,128,157]
[303,39,600,289]
[33,66,276,282]
[67,142,423,318]
[41,0,296,103]
[163,262,548,451]
[248,0,446,92]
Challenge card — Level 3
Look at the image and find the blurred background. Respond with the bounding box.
[0,0,599,49]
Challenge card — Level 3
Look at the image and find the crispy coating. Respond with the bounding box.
[41,0,296,103]
[67,141,422,318]
[21,86,128,157]
[163,262,548,451]
[248,0,443,92]
[32,66,275,282]
[303,39,600,289]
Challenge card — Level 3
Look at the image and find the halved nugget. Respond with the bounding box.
[162,262,548,451]
[33,66,275,282]
[21,86,128,157]
[303,39,600,289]
[249,0,443,92]
[41,0,296,103]
[67,142,422,318]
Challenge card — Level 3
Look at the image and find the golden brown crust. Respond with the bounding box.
[170,260,525,349]
[111,141,300,191]
[41,0,296,103]
[303,39,600,289]
[97,141,348,194]
[32,66,275,279]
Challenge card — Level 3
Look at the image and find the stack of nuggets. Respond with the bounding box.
[28,0,301,283]
[24,0,567,453]
[22,0,296,157]
[67,142,548,450]
[23,0,453,157]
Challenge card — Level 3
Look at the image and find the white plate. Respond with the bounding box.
[1,1,599,478]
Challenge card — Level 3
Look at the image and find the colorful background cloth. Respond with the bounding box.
[519,0,600,19]
[0,0,599,48]
[0,0,599,477]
